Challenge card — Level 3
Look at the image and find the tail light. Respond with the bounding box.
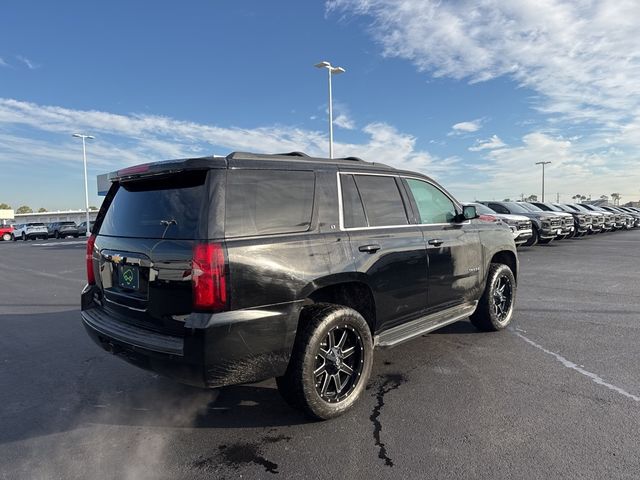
[479,214,497,222]
[86,234,97,285]
[192,243,227,311]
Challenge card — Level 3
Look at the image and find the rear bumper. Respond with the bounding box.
[81,285,301,388]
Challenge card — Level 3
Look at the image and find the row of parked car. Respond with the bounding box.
[0,221,95,241]
[465,201,640,247]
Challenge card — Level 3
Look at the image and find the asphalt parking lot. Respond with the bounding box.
[1,232,639,479]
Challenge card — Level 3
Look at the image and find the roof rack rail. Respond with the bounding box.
[277,151,309,157]
[341,156,365,162]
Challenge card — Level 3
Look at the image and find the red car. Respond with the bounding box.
[0,224,14,241]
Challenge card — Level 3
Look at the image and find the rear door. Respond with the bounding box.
[403,177,483,311]
[93,170,215,335]
[340,172,429,332]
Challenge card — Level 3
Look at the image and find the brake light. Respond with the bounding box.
[86,234,97,285]
[117,163,150,176]
[192,243,227,311]
[479,214,497,222]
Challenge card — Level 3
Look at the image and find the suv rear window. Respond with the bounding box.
[225,169,315,237]
[99,171,207,239]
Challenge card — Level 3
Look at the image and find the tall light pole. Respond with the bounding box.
[535,161,551,202]
[314,61,345,159]
[73,133,95,236]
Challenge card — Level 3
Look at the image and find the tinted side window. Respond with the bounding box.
[226,169,315,237]
[340,174,367,228]
[489,203,509,214]
[353,175,408,227]
[406,179,456,224]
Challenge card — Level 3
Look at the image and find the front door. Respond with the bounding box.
[403,178,483,311]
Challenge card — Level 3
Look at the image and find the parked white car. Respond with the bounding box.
[13,222,49,241]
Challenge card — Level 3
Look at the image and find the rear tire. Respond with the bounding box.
[538,237,553,244]
[1,233,11,242]
[470,263,516,332]
[276,303,373,420]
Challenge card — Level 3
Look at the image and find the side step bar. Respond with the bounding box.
[374,301,478,349]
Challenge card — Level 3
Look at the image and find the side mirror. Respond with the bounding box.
[462,205,478,220]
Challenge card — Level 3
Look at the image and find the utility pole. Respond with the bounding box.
[314,61,346,158]
[535,161,552,201]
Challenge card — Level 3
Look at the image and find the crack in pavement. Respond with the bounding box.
[369,373,407,467]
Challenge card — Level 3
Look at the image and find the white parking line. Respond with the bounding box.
[31,240,87,246]
[511,329,640,402]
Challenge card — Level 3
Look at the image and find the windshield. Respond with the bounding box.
[60,221,76,226]
[520,203,543,212]
[503,202,530,214]
[467,202,496,215]
[27,223,45,226]
[571,204,592,213]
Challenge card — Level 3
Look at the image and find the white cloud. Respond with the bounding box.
[0,98,452,181]
[462,132,640,201]
[0,57,8,68]
[328,0,640,127]
[468,135,506,151]
[334,114,355,130]
[450,120,482,134]
[15,55,39,70]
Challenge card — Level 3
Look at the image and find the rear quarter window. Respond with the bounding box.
[225,169,315,237]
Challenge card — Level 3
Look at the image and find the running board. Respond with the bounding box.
[374,301,478,349]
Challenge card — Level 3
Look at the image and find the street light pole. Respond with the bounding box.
[315,61,345,159]
[535,161,552,202]
[73,133,95,236]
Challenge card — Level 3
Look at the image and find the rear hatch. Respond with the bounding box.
[92,168,220,336]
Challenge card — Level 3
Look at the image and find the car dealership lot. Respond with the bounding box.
[1,233,639,479]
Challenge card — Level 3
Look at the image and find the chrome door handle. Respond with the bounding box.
[358,244,381,254]
[428,238,444,247]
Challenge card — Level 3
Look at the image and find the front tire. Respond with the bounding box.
[1,233,11,242]
[277,304,373,420]
[470,263,516,332]
[523,227,538,246]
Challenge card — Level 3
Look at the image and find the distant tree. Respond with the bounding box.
[37,208,47,213]
[0,203,11,210]
[600,195,608,201]
[16,205,33,214]
[89,206,98,211]
[502,198,511,202]
[525,194,538,202]
[611,193,621,206]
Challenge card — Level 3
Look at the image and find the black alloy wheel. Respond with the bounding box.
[491,273,514,325]
[314,325,364,403]
[276,303,373,420]
[470,263,517,331]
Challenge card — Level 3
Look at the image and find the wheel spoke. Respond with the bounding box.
[341,346,355,359]
[314,360,326,376]
[332,373,345,394]
[320,372,330,396]
[337,330,348,349]
[327,330,335,349]
[339,363,354,376]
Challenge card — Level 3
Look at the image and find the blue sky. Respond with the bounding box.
[1,0,639,210]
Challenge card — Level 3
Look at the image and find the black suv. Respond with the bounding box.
[81,152,519,419]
